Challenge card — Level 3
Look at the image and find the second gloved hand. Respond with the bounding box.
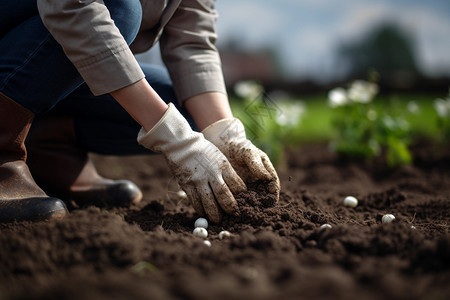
[202,118,280,202]
[137,103,246,223]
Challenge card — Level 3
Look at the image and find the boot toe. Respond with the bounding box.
[68,179,143,208]
[110,180,143,207]
[40,198,68,220]
[0,197,68,223]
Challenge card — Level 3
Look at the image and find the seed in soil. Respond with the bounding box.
[320,224,332,230]
[343,196,358,207]
[219,230,231,239]
[177,190,187,198]
[194,217,208,229]
[382,214,395,223]
[193,227,208,238]
[203,240,212,247]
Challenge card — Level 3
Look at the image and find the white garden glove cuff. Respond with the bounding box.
[202,118,280,198]
[137,103,246,223]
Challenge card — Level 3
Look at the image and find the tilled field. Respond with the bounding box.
[0,142,449,300]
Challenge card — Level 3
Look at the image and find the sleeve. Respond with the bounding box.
[159,0,227,105]
[37,0,145,96]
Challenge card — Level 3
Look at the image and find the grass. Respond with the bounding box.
[290,93,334,143]
[398,94,442,139]
[230,92,442,145]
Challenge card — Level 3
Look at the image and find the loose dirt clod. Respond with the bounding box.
[236,181,278,208]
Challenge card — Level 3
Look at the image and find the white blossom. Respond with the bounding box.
[407,101,420,114]
[328,87,348,107]
[234,80,263,100]
[434,98,450,118]
[275,100,306,127]
[347,80,378,104]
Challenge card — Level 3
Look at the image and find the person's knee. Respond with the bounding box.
[104,0,142,45]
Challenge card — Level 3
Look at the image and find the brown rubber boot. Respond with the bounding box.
[25,115,142,208]
[0,92,68,223]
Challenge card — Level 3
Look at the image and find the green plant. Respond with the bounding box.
[328,79,412,167]
[433,90,450,144]
[231,81,305,166]
[131,261,158,275]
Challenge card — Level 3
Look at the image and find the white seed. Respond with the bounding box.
[218,230,231,240]
[343,196,358,207]
[193,227,208,238]
[176,190,187,198]
[194,218,208,229]
[320,224,332,230]
[382,214,395,223]
[411,225,416,229]
[203,240,212,247]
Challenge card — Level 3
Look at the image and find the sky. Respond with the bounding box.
[214,0,450,82]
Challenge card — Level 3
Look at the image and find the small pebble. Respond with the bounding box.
[343,196,358,208]
[203,240,212,247]
[177,190,187,198]
[382,214,395,223]
[320,224,332,230]
[305,240,317,247]
[193,227,208,238]
[194,218,208,229]
[411,225,416,229]
[218,230,231,240]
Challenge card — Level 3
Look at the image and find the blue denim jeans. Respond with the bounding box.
[0,0,142,113]
[46,64,195,156]
[1,0,193,156]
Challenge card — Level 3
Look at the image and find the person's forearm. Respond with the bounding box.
[184,92,233,131]
[110,79,168,132]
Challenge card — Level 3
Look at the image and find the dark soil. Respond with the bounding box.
[0,142,449,300]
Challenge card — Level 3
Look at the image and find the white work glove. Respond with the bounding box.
[202,118,280,202]
[137,103,246,223]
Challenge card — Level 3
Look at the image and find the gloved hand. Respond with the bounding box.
[202,118,280,201]
[137,103,246,223]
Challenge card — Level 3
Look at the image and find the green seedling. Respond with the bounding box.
[131,261,158,275]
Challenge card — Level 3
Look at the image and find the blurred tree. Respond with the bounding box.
[337,23,421,89]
